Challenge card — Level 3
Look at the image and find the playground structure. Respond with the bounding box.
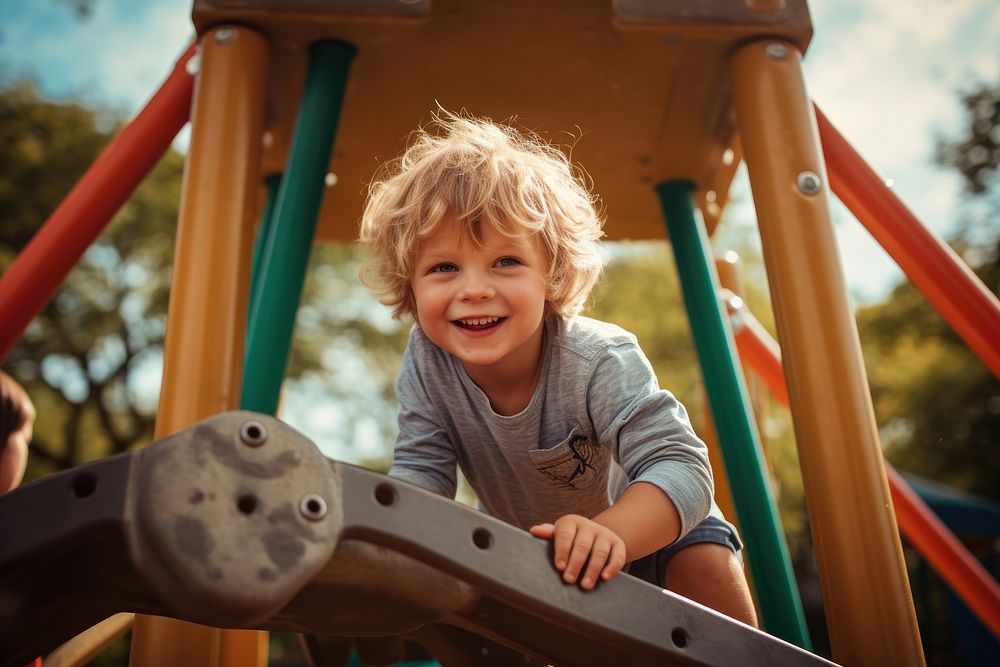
[1,0,999,665]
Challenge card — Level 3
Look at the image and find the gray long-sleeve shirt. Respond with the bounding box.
[389,315,716,539]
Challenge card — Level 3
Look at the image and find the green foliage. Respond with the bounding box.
[936,82,1000,195]
[0,80,109,251]
[1,79,181,478]
[285,241,410,456]
[0,79,415,480]
[857,260,1000,501]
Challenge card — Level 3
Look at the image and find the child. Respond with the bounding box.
[358,112,757,626]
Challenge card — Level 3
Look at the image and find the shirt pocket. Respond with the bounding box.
[527,426,606,491]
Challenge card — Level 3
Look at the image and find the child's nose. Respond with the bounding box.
[457,273,496,301]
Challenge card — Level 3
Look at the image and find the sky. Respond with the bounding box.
[2,0,998,457]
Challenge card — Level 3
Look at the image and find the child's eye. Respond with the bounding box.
[430,263,459,273]
[495,257,521,268]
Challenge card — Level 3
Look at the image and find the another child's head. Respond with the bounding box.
[359,111,605,319]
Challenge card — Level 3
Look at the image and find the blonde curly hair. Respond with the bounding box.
[358,111,605,319]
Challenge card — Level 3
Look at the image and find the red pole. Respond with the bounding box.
[724,290,789,406]
[731,302,1000,640]
[886,465,1000,639]
[0,42,197,361]
[815,104,1000,380]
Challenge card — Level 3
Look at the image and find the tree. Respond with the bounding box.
[857,71,1000,501]
[1,79,181,477]
[0,80,413,481]
[937,81,1000,196]
[284,242,411,464]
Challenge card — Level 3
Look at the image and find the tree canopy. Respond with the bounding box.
[0,80,412,479]
[1,79,181,475]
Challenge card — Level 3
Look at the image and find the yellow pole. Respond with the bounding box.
[129,25,270,667]
[729,40,924,667]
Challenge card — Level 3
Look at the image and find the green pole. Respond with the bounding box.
[656,180,811,649]
[247,172,282,340]
[242,40,356,414]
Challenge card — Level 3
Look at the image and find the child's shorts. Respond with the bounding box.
[625,515,743,588]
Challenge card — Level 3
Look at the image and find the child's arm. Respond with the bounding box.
[388,334,459,498]
[529,481,679,590]
[1,371,34,493]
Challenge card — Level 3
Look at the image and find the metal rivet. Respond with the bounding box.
[299,494,328,521]
[214,27,237,44]
[796,171,822,195]
[184,52,201,76]
[239,420,268,447]
[765,42,788,60]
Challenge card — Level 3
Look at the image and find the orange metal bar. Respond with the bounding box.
[128,26,270,667]
[887,466,1000,640]
[727,294,788,406]
[816,105,1000,380]
[715,252,777,453]
[731,302,1000,641]
[0,43,196,362]
[730,40,924,666]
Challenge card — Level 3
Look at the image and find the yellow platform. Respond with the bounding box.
[192,0,812,242]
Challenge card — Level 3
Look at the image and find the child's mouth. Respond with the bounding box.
[453,316,505,331]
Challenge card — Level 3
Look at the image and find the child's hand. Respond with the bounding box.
[529,514,627,590]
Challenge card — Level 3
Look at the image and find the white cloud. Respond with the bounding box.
[874,1,974,45]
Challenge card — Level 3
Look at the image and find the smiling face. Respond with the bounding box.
[411,218,550,385]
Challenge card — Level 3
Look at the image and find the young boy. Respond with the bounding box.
[359,112,757,626]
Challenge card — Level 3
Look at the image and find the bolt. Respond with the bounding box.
[796,171,822,195]
[239,420,268,447]
[184,52,201,76]
[214,27,237,44]
[765,42,788,60]
[299,494,328,521]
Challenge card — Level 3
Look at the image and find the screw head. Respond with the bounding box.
[239,420,268,447]
[796,171,822,196]
[184,52,201,76]
[765,42,788,60]
[214,27,237,44]
[299,494,328,521]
